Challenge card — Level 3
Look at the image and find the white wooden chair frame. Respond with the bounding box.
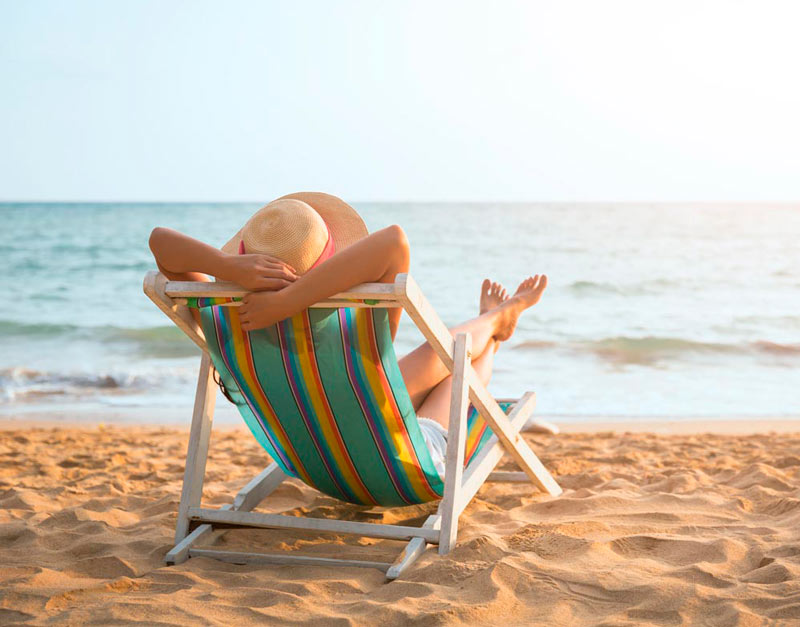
[143,270,562,579]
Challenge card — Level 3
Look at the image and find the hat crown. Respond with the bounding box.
[221,192,369,273]
[241,199,329,274]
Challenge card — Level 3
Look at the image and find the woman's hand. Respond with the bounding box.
[222,254,298,291]
[238,290,292,331]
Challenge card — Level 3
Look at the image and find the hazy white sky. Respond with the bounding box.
[2,0,799,201]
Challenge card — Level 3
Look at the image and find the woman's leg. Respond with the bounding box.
[399,312,504,409]
[399,275,547,410]
[414,340,496,429]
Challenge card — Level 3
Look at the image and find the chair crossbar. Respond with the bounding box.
[172,298,400,309]
[232,463,288,511]
[188,508,442,543]
[164,279,400,301]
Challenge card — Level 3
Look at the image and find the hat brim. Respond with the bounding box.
[221,192,368,257]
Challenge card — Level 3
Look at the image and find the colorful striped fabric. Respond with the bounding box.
[195,303,505,506]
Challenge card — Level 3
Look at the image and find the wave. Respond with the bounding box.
[0,366,195,403]
[0,320,198,358]
[582,336,736,365]
[566,279,680,296]
[568,281,623,294]
[752,341,800,356]
[0,320,82,338]
[514,336,800,365]
[514,340,558,350]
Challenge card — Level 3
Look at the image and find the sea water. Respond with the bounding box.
[1,202,799,423]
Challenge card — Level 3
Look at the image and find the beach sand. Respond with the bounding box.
[2,420,800,625]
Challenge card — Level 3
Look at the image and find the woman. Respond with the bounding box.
[149,192,547,476]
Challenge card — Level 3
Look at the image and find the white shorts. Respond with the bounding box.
[417,417,448,479]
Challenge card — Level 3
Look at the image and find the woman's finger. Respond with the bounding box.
[257,260,291,270]
[260,271,294,284]
[260,255,296,273]
[258,265,297,280]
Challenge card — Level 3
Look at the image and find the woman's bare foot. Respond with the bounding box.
[479,279,509,314]
[493,274,548,342]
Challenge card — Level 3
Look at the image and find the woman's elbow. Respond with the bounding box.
[383,224,408,249]
[148,227,174,267]
[149,227,170,253]
[382,224,409,265]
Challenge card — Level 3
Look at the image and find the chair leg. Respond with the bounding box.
[173,352,217,549]
[167,464,288,564]
[438,333,471,555]
[386,513,441,579]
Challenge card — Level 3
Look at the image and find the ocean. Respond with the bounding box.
[2,202,799,424]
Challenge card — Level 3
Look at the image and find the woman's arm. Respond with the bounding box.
[148,227,297,290]
[238,225,410,338]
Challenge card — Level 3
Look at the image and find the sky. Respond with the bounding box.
[1,0,799,202]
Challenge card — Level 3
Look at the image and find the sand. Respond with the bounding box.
[2,421,800,625]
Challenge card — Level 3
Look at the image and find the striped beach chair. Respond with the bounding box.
[144,271,561,578]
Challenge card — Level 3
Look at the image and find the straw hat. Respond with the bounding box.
[221,193,368,273]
